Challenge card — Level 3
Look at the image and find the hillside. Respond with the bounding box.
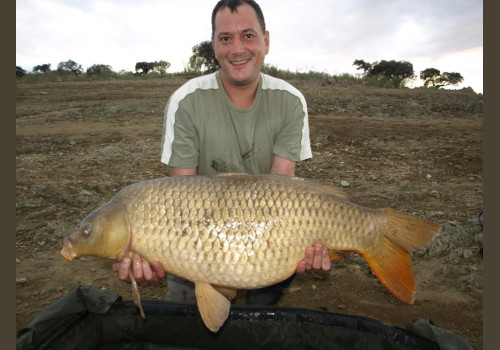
[16,77,483,348]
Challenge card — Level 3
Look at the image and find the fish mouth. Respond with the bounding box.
[60,240,77,262]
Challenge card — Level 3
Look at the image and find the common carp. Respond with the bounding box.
[61,174,440,332]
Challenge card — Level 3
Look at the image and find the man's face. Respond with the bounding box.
[212,4,269,88]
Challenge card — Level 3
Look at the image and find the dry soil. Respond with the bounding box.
[16,77,483,348]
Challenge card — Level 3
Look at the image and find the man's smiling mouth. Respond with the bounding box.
[231,59,250,65]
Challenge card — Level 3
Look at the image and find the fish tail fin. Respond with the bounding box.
[361,208,441,304]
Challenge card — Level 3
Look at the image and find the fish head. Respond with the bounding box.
[61,202,131,262]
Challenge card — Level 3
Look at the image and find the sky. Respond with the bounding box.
[16,0,483,93]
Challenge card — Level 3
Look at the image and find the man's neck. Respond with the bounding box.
[220,73,260,109]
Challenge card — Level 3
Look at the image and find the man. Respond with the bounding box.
[114,0,330,305]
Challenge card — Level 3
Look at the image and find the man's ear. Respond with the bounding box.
[264,30,270,55]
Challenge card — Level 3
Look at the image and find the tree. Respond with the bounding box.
[369,60,415,88]
[354,59,415,88]
[420,68,463,88]
[151,60,171,77]
[57,59,83,75]
[437,72,464,87]
[420,68,441,87]
[16,66,26,79]
[86,64,113,76]
[135,62,154,75]
[353,59,372,73]
[33,64,51,73]
[186,41,218,74]
[134,61,171,76]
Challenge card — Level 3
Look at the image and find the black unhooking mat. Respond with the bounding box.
[16,286,471,350]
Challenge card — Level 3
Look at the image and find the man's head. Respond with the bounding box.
[211,0,269,89]
[211,0,266,37]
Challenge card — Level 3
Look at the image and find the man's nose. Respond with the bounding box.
[231,37,245,54]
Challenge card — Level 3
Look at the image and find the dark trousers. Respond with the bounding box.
[246,274,296,305]
[166,274,296,305]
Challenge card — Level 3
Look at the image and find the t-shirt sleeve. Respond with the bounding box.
[273,95,312,162]
[161,97,200,168]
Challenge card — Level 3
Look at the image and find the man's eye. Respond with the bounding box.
[220,36,231,42]
[244,34,254,40]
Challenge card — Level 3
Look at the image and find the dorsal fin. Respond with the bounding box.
[293,177,349,201]
[214,173,349,201]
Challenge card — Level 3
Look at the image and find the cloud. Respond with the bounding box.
[16,0,482,92]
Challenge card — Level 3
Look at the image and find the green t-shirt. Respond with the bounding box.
[161,71,312,175]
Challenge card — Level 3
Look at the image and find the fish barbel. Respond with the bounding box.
[60,174,440,332]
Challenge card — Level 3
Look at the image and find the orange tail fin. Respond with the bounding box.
[329,250,355,261]
[361,208,441,304]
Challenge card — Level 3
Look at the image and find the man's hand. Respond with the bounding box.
[296,242,331,274]
[112,253,166,286]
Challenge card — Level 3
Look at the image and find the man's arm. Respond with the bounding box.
[270,154,296,176]
[171,167,198,176]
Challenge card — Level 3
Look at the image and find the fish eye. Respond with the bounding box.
[82,223,91,237]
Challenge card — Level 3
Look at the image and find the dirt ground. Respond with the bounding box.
[16,77,483,348]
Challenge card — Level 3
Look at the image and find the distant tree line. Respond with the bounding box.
[16,42,466,90]
[353,59,464,89]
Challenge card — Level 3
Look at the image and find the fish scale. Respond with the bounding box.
[61,173,440,332]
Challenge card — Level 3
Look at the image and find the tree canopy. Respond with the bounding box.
[135,62,154,75]
[86,64,113,76]
[353,59,372,74]
[353,59,415,88]
[16,66,26,78]
[151,60,171,77]
[33,64,51,73]
[186,41,219,74]
[135,61,171,76]
[420,68,464,88]
[57,60,83,75]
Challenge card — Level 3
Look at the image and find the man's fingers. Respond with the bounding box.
[132,254,144,282]
[151,261,166,280]
[304,246,314,270]
[312,243,323,269]
[115,254,166,286]
[118,257,132,282]
[322,248,331,271]
[141,256,154,282]
[296,260,306,274]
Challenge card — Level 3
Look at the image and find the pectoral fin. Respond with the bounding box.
[195,282,231,332]
[213,285,237,300]
[128,269,146,319]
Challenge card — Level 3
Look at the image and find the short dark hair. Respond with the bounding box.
[211,0,266,37]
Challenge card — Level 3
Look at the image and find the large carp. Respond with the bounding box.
[61,174,440,332]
